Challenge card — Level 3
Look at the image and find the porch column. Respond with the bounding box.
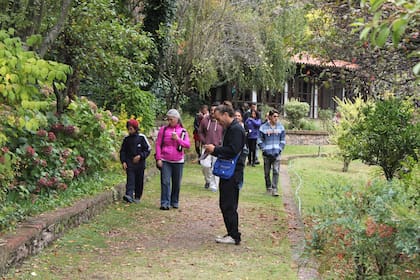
[310,81,314,118]
[283,82,288,117]
[252,88,257,103]
[314,83,319,119]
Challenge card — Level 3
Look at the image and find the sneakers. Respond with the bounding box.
[123,195,134,203]
[215,235,237,245]
[133,198,141,204]
[160,206,170,210]
[272,189,279,197]
[266,188,273,195]
[204,182,210,189]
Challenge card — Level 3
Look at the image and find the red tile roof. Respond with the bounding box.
[292,53,359,70]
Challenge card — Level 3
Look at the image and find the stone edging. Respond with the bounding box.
[0,169,158,276]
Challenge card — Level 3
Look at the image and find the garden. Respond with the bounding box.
[1,1,419,279]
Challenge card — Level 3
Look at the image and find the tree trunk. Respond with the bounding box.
[38,0,73,58]
[342,158,350,172]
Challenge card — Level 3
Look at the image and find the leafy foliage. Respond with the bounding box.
[284,98,310,129]
[353,96,419,180]
[331,96,372,171]
[153,0,303,109]
[311,179,419,278]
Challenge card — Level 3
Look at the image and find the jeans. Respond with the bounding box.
[263,155,281,190]
[160,161,184,208]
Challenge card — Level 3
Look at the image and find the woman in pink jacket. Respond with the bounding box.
[155,109,191,210]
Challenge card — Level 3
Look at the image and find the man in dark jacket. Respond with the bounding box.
[203,104,245,245]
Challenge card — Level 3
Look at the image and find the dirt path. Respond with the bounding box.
[3,162,320,279]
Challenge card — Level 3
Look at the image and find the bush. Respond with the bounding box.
[354,97,419,180]
[284,99,310,129]
[311,179,419,278]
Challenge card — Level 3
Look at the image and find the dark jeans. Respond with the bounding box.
[125,162,146,199]
[160,161,184,208]
[219,175,241,243]
[247,138,257,164]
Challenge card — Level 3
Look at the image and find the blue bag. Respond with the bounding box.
[212,153,241,179]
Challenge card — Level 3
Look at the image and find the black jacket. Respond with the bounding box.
[120,133,151,166]
[212,119,246,171]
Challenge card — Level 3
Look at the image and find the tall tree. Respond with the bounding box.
[153,0,307,110]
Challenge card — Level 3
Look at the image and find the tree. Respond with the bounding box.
[332,96,371,172]
[307,1,418,100]
[354,96,419,180]
[153,0,306,110]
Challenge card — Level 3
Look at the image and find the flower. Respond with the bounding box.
[48,132,56,142]
[37,129,48,137]
[111,116,119,122]
[43,146,53,155]
[62,148,72,158]
[26,146,35,157]
[64,125,76,135]
[1,146,9,153]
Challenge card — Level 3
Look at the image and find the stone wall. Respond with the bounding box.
[286,130,330,145]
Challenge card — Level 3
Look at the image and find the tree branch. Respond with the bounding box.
[38,0,73,58]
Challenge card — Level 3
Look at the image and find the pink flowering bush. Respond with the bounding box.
[1,97,122,202]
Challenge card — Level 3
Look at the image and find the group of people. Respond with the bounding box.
[118,101,285,245]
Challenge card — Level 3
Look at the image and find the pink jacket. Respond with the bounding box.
[155,124,191,162]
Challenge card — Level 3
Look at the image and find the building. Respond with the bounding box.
[210,53,359,118]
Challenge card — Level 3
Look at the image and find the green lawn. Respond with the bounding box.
[287,156,381,216]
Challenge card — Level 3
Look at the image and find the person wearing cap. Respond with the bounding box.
[155,109,191,210]
[119,119,151,203]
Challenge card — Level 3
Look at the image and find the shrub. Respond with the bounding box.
[284,99,310,129]
[310,179,419,278]
[354,97,419,180]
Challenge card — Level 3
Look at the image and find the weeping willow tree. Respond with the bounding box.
[153,0,308,110]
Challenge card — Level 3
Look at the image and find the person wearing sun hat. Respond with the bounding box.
[119,118,151,203]
[155,109,191,210]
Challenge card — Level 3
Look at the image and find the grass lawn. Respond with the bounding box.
[287,156,382,216]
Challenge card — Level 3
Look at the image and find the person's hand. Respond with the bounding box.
[133,155,141,164]
[156,159,163,169]
[203,144,215,154]
[171,131,178,140]
[122,162,127,170]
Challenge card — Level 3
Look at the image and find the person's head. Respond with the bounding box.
[250,109,257,119]
[200,104,208,114]
[222,100,233,109]
[250,102,257,111]
[166,109,182,127]
[234,110,243,122]
[214,104,235,128]
[126,119,139,134]
[209,102,219,119]
[268,109,279,125]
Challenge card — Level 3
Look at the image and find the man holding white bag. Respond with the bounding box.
[198,102,223,192]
